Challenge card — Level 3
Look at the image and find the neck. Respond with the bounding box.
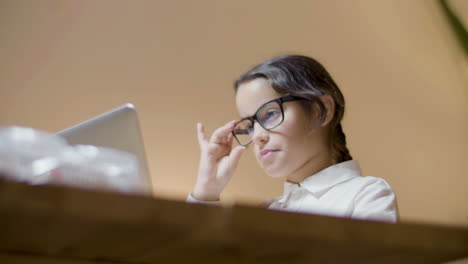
[286,151,334,184]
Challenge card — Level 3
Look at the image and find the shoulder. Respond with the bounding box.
[332,175,394,196]
[350,176,399,222]
[349,176,396,203]
[349,175,393,191]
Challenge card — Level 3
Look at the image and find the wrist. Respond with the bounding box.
[192,191,220,201]
[192,183,221,201]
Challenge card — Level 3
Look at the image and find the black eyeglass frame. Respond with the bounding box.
[232,95,306,146]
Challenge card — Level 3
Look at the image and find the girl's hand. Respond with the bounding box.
[192,121,246,201]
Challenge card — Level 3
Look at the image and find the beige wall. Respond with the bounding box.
[0,0,467,226]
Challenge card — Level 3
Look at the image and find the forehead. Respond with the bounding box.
[235,78,282,118]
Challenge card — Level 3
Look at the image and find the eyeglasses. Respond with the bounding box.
[232,96,306,146]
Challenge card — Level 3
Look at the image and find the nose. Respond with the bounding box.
[251,122,269,146]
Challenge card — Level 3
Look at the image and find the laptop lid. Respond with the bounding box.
[56,103,152,195]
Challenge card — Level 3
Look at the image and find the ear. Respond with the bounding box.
[320,94,335,127]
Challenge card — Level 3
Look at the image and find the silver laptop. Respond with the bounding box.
[57,103,152,195]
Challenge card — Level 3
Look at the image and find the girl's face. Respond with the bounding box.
[235,78,332,180]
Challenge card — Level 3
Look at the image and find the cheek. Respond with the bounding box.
[278,120,318,160]
[253,144,260,157]
[281,119,310,146]
[273,127,307,160]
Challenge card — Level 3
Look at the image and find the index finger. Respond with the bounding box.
[197,122,207,146]
[210,120,237,144]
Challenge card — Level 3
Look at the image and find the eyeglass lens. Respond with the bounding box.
[233,100,283,145]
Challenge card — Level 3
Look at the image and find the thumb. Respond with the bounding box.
[216,146,246,183]
[227,146,246,169]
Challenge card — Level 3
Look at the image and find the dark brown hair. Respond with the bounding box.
[234,55,352,163]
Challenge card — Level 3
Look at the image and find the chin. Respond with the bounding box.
[267,173,286,178]
[262,164,287,178]
[257,155,288,178]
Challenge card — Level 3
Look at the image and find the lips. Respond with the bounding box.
[259,149,278,161]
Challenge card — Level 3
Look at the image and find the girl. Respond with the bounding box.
[187,55,398,223]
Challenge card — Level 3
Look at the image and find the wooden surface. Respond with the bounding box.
[0,179,467,264]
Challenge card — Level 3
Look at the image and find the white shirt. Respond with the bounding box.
[187,160,399,223]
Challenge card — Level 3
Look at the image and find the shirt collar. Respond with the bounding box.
[284,160,362,197]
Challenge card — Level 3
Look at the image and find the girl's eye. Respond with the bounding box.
[234,128,249,135]
[247,123,254,133]
[265,109,280,121]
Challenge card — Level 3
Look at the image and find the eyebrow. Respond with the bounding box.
[240,112,250,119]
[239,109,256,120]
[239,114,250,120]
[238,98,275,119]
[240,108,260,120]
